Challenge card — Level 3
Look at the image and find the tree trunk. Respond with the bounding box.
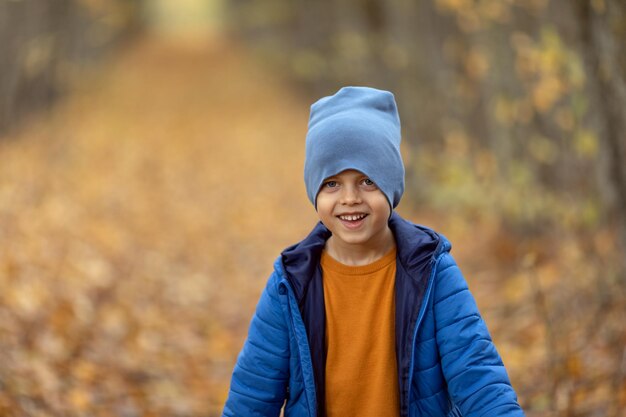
[574,0,626,253]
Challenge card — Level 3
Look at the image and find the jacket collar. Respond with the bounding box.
[280,220,330,305]
[280,211,442,301]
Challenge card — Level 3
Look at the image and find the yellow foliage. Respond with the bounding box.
[528,135,558,164]
[383,43,410,71]
[473,150,497,180]
[67,387,92,412]
[493,96,533,127]
[503,272,528,303]
[494,96,514,125]
[457,9,483,32]
[535,263,560,288]
[531,75,564,113]
[593,228,615,255]
[478,0,511,23]
[591,0,606,14]
[23,35,56,77]
[444,127,471,158]
[508,161,533,187]
[512,27,585,118]
[464,47,490,81]
[332,31,370,62]
[574,129,599,157]
[76,0,110,13]
[435,0,473,13]
[516,0,548,14]
[291,49,328,80]
[555,108,574,131]
[514,99,534,125]
[436,0,514,29]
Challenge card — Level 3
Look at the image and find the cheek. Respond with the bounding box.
[370,194,391,218]
[315,197,334,220]
[377,204,391,221]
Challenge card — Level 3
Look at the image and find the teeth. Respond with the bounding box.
[339,214,366,221]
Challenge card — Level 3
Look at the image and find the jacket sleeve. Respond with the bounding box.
[222,272,290,417]
[433,253,525,417]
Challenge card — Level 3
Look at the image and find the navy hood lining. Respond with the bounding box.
[280,221,331,306]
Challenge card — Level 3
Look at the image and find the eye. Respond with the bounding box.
[360,178,378,190]
[324,180,338,188]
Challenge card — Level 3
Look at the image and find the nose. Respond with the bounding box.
[340,185,362,205]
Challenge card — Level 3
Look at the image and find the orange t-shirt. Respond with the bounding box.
[321,248,400,417]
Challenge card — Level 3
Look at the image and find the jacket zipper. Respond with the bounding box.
[278,280,317,417]
[405,251,443,416]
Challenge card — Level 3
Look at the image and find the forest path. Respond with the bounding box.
[0,37,320,415]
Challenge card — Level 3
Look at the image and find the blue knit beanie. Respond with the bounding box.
[304,86,405,208]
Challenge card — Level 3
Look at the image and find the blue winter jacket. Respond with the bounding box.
[222,213,525,417]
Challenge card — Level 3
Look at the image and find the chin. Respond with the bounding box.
[335,234,369,246]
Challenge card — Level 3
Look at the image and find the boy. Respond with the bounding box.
[222,87,525,417]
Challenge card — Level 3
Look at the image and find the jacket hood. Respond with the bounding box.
[279,220,331,305]
[279,211,445,305]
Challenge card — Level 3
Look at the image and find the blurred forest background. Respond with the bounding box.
[0,0,625,416]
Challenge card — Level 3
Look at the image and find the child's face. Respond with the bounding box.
[316,169,391,252]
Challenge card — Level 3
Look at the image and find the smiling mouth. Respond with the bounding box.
[337,213,368,221]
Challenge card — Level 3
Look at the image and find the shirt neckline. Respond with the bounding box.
[321,247,397,276]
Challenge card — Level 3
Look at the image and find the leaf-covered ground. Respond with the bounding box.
[0,37,623,416]
[0,37,320,416]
